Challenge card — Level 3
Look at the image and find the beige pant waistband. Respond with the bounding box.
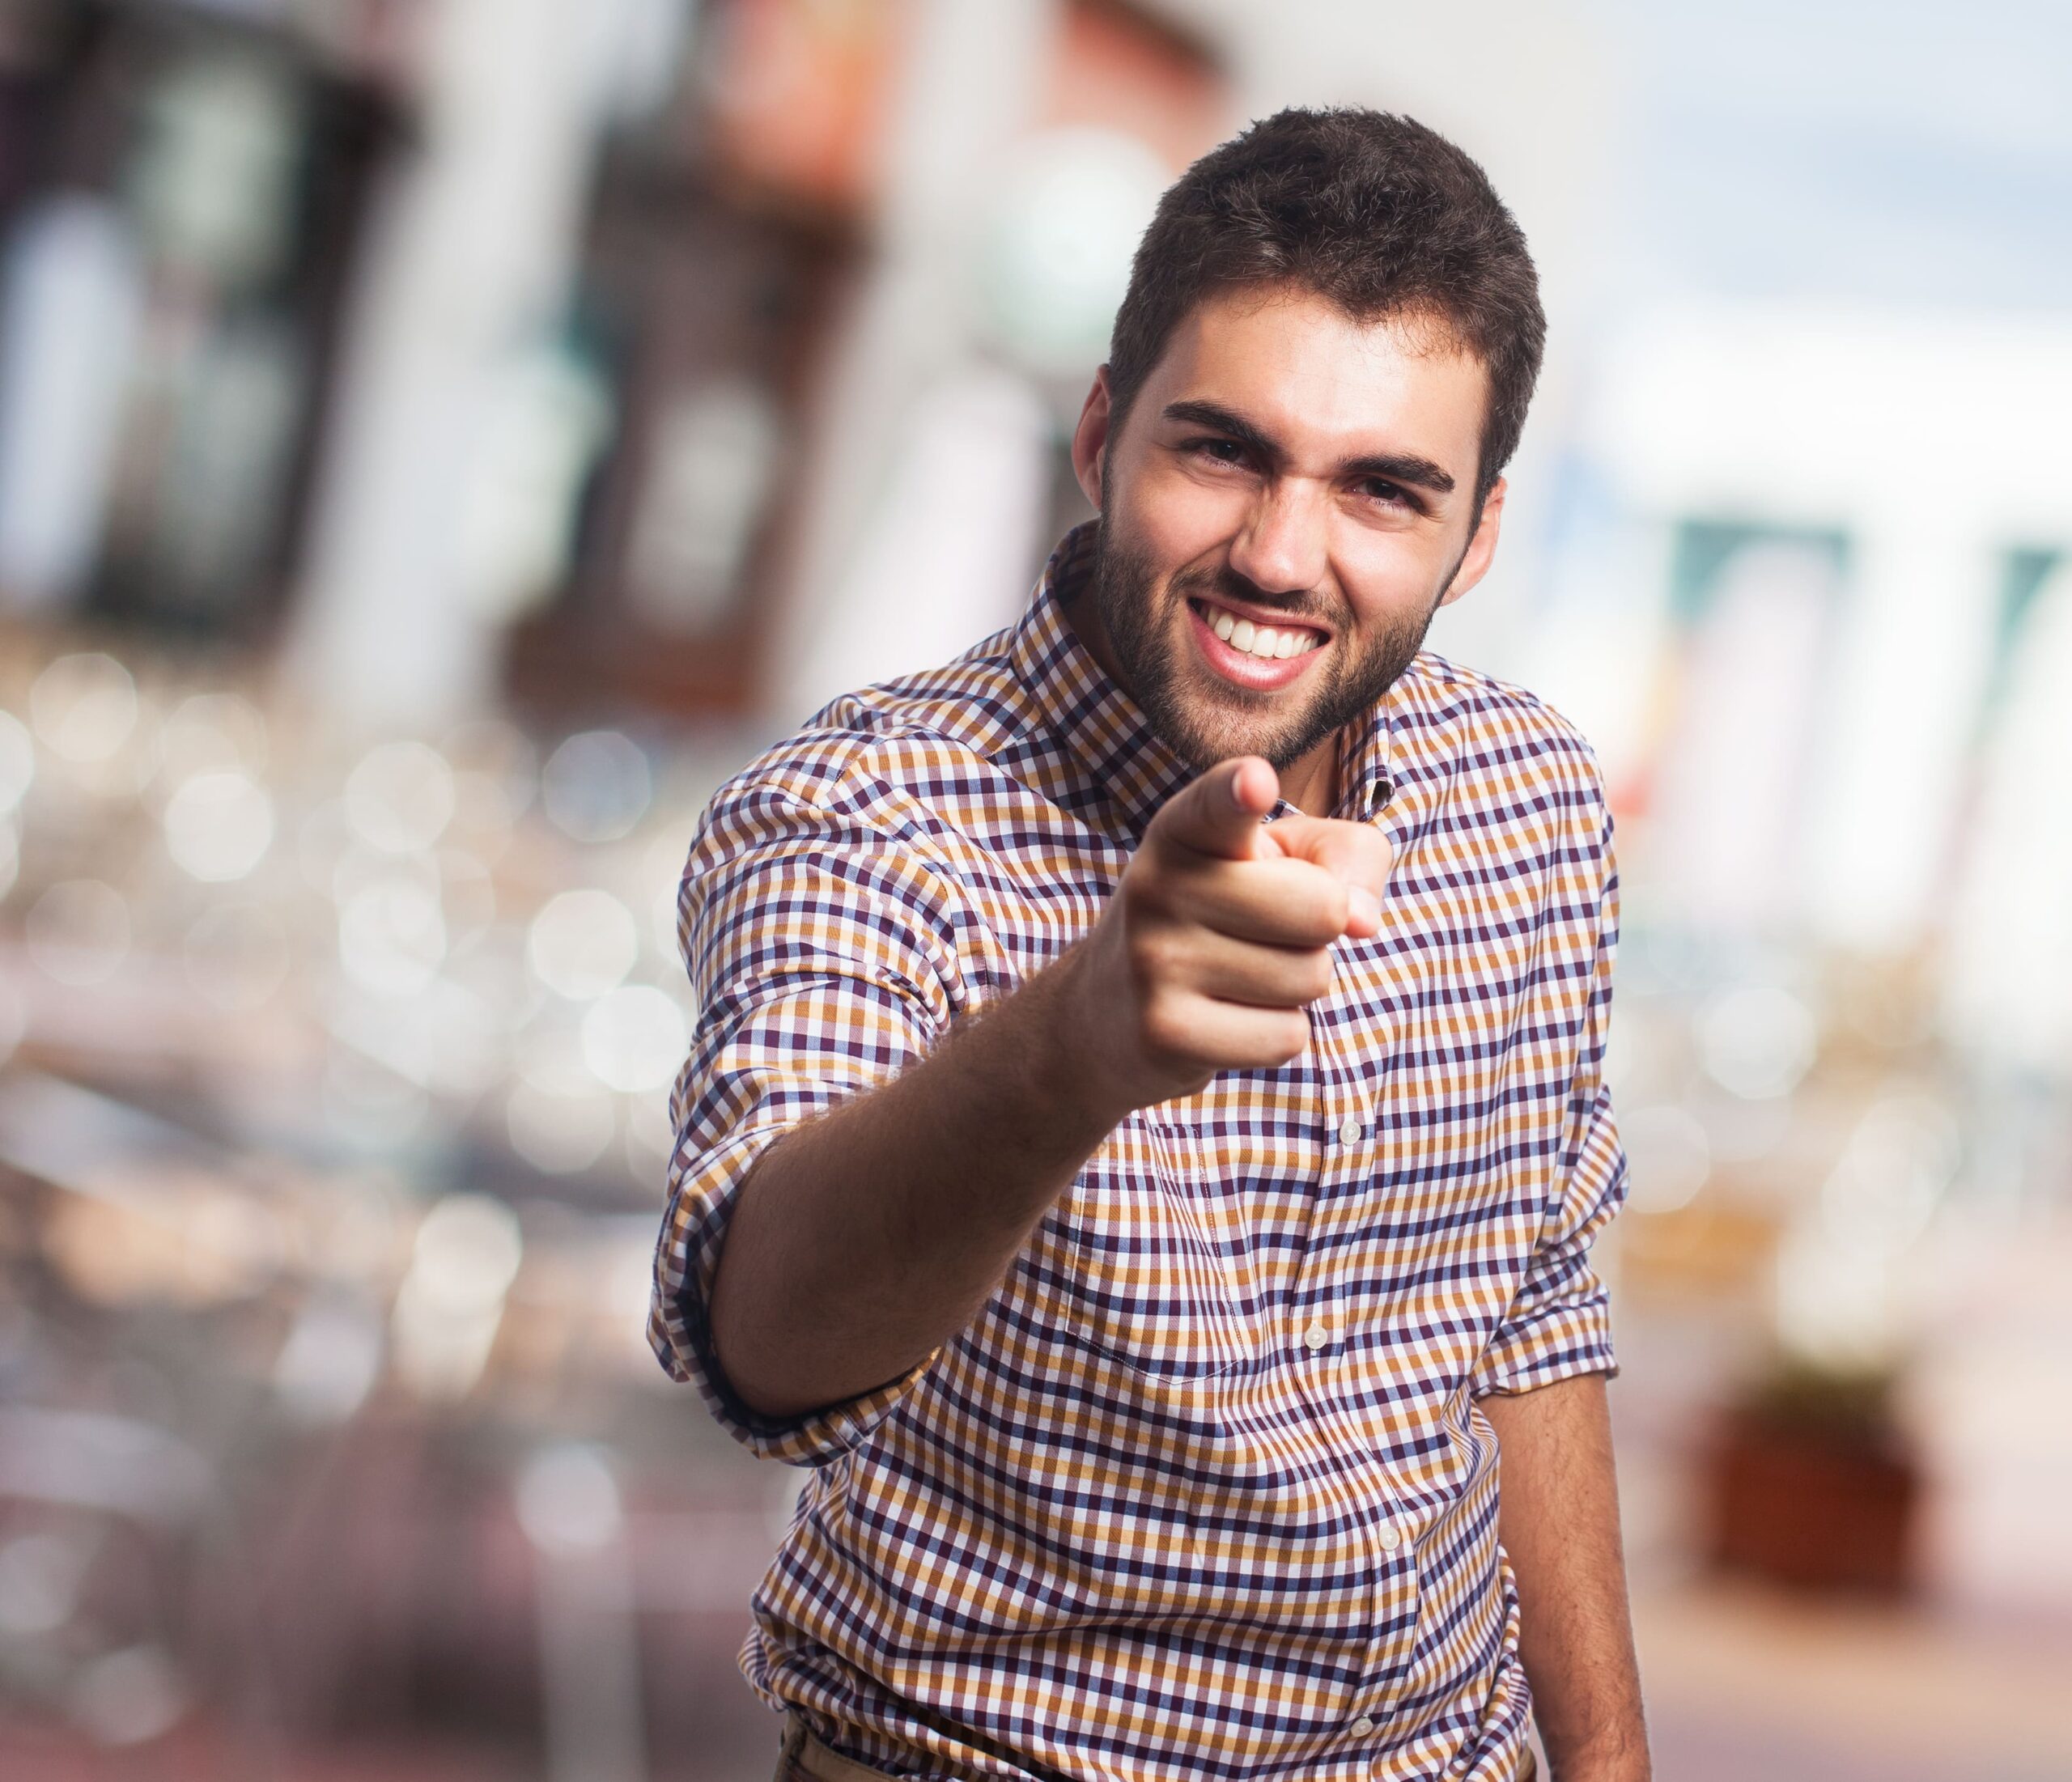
[777,1708,898,1782]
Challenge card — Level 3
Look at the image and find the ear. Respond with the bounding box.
[1070,367,1115,512]
[1436,475,1506,608]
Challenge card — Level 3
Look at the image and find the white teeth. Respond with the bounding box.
[1202,600,1321,660]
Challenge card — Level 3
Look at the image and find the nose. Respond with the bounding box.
[1227,477,1327,596]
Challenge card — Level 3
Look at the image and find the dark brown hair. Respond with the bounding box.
[1105,107,1546,511]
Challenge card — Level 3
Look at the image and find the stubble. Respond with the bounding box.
[1085,511,1444,775]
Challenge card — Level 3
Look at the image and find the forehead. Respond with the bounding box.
[1131,285,1488,476]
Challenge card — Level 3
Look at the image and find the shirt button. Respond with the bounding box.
[1336,1114,1364,1145]
[1378,1520,1403,1551]
[1351,1716,1376,1736]
[1303,1319,1331,1351]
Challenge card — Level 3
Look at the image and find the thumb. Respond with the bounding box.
[1268,813,1395,936]
[1149,755,1279,862]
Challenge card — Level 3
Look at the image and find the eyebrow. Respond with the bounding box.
[1159,399,1458,497]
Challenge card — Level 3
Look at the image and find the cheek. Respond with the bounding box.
[1119,462,1253,568]
[1333,527,1455,618]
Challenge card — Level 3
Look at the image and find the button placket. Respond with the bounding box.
[1348,1500,1420,1745]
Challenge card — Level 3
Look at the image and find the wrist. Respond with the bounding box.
[1020,940,1142,1135]
[1543,1726,1650,1782]
[1556,1762,1650,1782]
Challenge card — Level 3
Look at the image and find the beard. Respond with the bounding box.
[1084,511,1446,776]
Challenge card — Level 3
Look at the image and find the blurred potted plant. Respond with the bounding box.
[1704,1349,1921,1594]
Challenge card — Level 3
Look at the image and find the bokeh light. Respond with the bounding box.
[1620,1102,1713,1215]
[154,691,267,785]
[580,984,688,1093]
[526,887,639,999]
[540,729,651,844]
[162,768,274,880]
[1696,984,1819,1101]
[337,880,447,997]
[29,652,137,762]
[343,740,456,855]
[506,1080,616,1176]
[0,710,36,815]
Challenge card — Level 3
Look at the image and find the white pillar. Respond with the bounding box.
[284,0,619,730]
[1942,562,2072,1076]
[1800,516,2002,954]
[768,0,1059,726]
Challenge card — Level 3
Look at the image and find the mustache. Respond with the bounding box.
[1170,563,1339,631]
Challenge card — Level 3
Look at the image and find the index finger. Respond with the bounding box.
[1148,756,1280,863]
[1267,813,1395,938]
[1268,813,1395,902]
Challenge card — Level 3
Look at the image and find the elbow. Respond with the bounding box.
[708,1254,824,1421]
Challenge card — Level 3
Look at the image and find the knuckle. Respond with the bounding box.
[1267,865,1342,946]
[1281,910,1335,952]
[1314,881,1350,938]
[1140,997,1200,1067]
[1127,926,1184,991]
[1121,864,1184,931]
[1238,1010,1310,1068]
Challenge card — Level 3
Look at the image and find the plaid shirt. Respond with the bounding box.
[652,520,1627,1782]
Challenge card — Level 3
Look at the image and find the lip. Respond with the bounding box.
[1185,597,1329,693]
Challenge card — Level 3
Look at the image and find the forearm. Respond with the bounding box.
[1481,1375,1649,1782]
[708,941,1131,1419]
[703,755,1392,1423]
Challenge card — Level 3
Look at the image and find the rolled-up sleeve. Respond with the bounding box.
[1472,779,1627,1400]
[648,777,963,1466]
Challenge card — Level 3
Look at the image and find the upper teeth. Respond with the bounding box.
[1207,604,1320,660]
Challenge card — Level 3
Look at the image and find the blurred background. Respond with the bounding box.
[0,0,2066,1777]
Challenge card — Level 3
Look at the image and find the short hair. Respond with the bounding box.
[1105,107,1546,511]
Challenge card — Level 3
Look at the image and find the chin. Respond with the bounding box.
[1158,697,1322,776]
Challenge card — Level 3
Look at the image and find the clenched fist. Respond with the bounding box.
[1059,755,1395,1111]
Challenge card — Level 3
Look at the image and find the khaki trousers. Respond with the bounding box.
[774,1708,899,1782]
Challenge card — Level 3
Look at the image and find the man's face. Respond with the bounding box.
[1069,285,1506,793]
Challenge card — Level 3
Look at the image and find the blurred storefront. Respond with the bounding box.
[0,2,2065,1779]
[0,3,1238,1776]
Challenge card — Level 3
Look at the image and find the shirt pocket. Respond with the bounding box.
[1051,1110,1263,1380]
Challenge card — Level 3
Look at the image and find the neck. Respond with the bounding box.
[1276,740,1338,817]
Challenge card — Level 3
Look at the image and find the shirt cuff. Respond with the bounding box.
[1469,1288,1619,1400]
[649,1118,945,1466]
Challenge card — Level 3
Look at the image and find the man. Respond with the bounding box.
[652,108,1647,1782]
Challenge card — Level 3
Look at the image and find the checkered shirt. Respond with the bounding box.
[651,520,1627,1782]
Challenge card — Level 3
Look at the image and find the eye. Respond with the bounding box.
[1357,476,1414,508]
[1187,436,1247,467]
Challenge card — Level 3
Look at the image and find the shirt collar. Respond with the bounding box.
[1007,520,1396,842]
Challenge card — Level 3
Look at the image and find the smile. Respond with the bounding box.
[1188,596,1327,660]
[1184,596,1331,693]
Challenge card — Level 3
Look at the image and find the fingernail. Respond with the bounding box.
[1348,887,1381,928]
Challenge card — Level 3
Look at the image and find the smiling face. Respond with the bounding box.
[1068,283,1507,813]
